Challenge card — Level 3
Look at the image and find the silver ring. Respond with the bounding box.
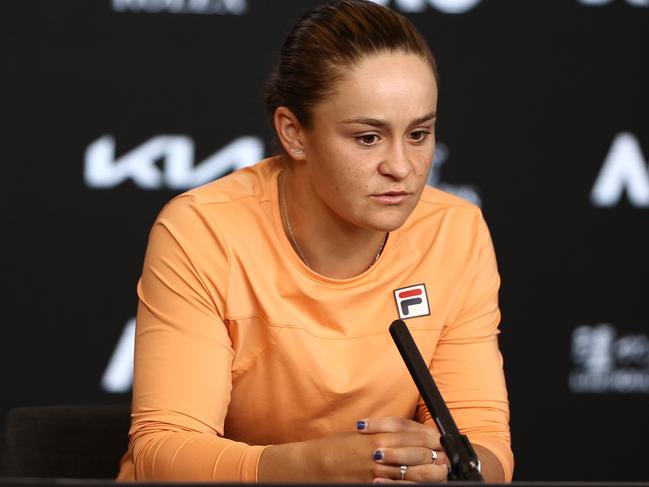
[431,449,438,464]
[399,465,408,480]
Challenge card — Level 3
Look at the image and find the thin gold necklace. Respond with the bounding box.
[280,171,387,270]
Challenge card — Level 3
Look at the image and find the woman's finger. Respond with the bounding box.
[372,430,442,451]
[372,478,416,484]
[372,447,432,467]
[372,463,448,483]
[358,417,422,434]
[432,449,449,467]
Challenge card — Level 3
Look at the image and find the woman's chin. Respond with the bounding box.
[363,213,411,233]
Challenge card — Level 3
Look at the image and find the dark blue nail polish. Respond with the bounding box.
[373,449,383,461]
[356,420,366,430]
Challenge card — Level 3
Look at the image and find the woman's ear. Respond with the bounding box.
[274,106,306,160]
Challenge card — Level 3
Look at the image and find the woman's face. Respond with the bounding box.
[300,51,438,233]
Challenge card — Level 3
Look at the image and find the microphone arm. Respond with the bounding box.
[389,319,483,481]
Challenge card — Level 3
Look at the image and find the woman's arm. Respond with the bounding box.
[474,444,506,483]
[123,195,278,481]
[415,209,514,482]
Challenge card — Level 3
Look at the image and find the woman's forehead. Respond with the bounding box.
[316,52,438,123]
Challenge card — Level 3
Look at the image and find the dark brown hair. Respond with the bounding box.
[265,0,438,129]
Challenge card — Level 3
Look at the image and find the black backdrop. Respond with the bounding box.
[2,0,649,481]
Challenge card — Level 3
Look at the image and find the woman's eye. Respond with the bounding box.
[356,134,379,146]
[409,130,430,143]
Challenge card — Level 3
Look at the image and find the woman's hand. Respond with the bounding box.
[358,417,449,483]
[258,417,449,483]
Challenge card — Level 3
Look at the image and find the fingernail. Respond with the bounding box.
[356,420,366,430]
[373,478,385,484]
[373,449,383,461]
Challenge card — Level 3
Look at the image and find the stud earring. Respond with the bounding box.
[290,147,304,154]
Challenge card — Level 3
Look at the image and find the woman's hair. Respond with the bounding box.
[265,0,438,129]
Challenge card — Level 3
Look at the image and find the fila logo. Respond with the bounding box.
[394,284,430,320]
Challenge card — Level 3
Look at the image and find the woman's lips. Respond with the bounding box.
[372,191,409,205]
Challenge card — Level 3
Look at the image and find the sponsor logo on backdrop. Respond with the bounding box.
[113,0,485,15]
[111,0,649,15]
[102,318,136,393]
[570,324,649,393]
[112,0,248,14]
[579,0,648,6]
[427,142,482,206]
[369,0,481,13]
[84,135,477,199]
[590,132,649,208]
[84,135,264,190]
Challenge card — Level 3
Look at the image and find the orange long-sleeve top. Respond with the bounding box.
[117,156,513,482]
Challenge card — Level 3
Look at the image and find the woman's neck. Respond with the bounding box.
[280,167,388,279]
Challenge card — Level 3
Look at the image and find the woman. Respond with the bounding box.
[117,0,513,483]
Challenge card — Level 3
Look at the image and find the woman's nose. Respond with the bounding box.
[378,143,412,180]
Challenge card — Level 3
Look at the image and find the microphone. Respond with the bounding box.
[389,319,483,481]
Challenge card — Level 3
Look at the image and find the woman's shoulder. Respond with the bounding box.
[153,157,281,234]
[415,184,483,219]
[400,185,490,244]
[397,186,492,263]
[183,156,281,206]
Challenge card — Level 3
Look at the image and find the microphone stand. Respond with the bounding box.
[389,319,483,481]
